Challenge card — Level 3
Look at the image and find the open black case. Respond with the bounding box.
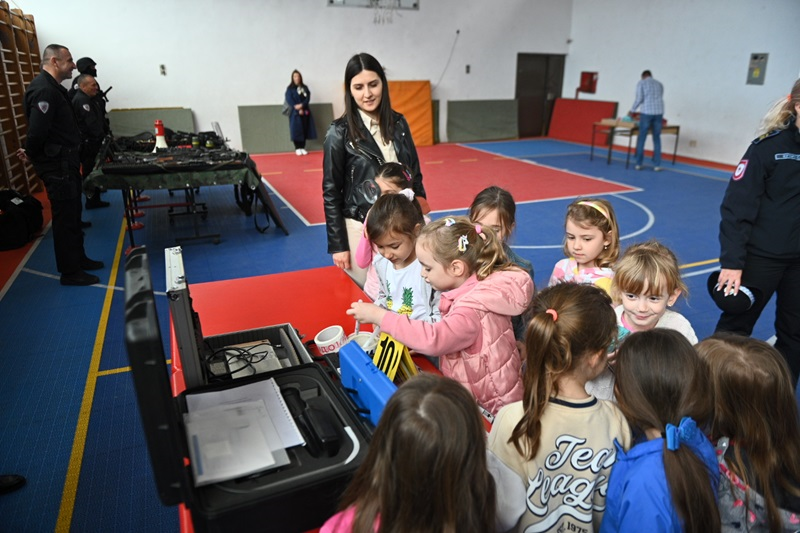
[123,247,370,533]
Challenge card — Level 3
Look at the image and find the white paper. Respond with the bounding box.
[186,378,305,448]
[184,400,276,486]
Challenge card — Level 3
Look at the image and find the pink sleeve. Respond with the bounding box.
[320,507,356,533]
[380,305,480,356]
[548,259,565,287]
[355,234,374,269]
[362,264,379,301]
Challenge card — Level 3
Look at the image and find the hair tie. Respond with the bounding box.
[475,224,487,241]
[545,309,558,322]
[444,218,456,227]
[664,417,697,452]
[457,235,469,253]
[402,169,412,181]
[577,200,610,221]
[398,188,415,201]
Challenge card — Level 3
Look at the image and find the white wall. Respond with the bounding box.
[19,0,799,163]
[565,0,800,164]
[19,0,572,150]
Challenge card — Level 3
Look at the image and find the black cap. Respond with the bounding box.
[707,271,762,314]
[76,57,96,73]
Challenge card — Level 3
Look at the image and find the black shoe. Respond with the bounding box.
[0,475,26,495]
[85,196,110,210]
[80,258,104,270]
[80,220,92,228]
[60,271,100,286]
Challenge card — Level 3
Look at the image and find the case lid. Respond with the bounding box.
[124,247,188,506]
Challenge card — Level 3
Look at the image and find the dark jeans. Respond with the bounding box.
[715,253,800,385]
[34,153,86,274]
[635,113,662,167]
[293,141,306,149]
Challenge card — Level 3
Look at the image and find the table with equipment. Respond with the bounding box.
[590,118,681,168]
[86,139,287,249]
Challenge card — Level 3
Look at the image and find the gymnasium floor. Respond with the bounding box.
[0,138,785,531]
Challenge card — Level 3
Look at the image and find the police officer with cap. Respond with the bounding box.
[72,73,110,209]
[18,44,104,286]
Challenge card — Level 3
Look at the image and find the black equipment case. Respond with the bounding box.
[123,247,370,533]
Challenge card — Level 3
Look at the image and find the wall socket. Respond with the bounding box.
[689,140,697,148]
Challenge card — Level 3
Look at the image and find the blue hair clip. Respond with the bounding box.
[664,417,697,452]
[444,218,456,227]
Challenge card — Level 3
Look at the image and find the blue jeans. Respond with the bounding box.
[635,113,662,167]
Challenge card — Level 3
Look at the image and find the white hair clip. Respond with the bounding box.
[398,189,415,201]
[457,234,469,252]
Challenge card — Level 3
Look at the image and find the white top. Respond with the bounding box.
[614,305,698,344]
[373,255,440,323]
[358,108,397,164]
[488,397,632,533]
[587,306,699,401]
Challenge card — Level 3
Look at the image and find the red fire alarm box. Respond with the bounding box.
[579,72,598,93]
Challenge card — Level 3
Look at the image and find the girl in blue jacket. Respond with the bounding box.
[601,329,720,533]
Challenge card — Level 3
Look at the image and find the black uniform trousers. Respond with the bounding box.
[715,252,800,385]
[34,151,86,275]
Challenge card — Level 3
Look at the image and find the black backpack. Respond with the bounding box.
[0,189,44,251]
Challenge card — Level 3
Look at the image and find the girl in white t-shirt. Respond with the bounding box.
[587,239,697,400]
[367,190,439,323]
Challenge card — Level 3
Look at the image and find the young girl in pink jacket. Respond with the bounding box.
[348,215,533,416]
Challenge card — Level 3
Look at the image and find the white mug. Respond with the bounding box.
[314,325,346,355]
[346,332,378,355]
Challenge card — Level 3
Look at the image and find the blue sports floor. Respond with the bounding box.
[0,138,787,532]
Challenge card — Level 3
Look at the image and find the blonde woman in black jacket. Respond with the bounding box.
[322,53,426,287]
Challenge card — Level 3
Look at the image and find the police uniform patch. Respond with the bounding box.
[733,159,748,181]
[82,104,91,112]
[37,101,49,114]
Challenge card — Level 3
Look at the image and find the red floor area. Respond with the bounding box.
[250,144,637,225]
[0,190,50,291]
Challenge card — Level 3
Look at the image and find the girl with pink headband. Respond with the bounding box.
[549,197,620,295]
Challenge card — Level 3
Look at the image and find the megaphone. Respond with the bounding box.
[152,119,168,152]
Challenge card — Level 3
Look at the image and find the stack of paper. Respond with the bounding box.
[184,378,305,486]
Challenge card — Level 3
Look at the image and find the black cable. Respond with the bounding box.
[432,29,461,93]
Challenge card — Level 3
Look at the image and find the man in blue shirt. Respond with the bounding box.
[630,70,665,171]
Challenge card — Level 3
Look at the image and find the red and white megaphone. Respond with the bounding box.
[152,119,168,152]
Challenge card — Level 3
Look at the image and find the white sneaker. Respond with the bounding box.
[295,149,302,156]
[634,165,643,170]
[653,166,663,172]
[300,149,308,155]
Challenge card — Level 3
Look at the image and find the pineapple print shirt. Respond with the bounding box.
[373,255,441,323]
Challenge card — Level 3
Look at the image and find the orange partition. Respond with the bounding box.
[387,80,434,146]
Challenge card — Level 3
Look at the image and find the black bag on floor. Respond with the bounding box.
[0,189,44,251]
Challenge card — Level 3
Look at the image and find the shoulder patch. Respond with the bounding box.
[82,104,91,112]
[37,101,49,114]
[752,129,781,144]
[732,159,748,181]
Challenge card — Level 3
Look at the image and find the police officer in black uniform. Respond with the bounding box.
[72,73,110,208]
[19,44,103,286]
[715,78,800,384]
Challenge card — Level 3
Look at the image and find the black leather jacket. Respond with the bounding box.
[322,111,426,254]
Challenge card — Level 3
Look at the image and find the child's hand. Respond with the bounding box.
[347,301,386,325]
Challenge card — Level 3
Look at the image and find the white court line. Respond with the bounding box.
[0,222,49,303]
[259,176,313,227]
[512,193,655,250]
[461,143,644,195]
[19,267,167,295]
